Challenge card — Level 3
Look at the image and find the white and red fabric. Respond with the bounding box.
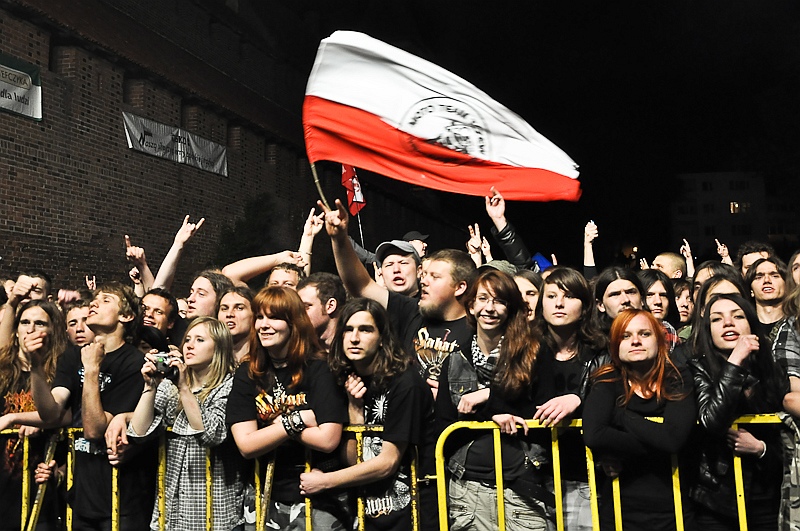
[341,164,366,216]
[303,31,581,202]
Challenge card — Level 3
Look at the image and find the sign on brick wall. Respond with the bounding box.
[0,53,42,120]
[122,112,228,176]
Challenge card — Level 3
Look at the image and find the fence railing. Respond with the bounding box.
[1,413,785,531]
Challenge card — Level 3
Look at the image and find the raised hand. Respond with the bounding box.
[174,215,205,246]
[320,199,350,239]
[124,235,147,268]
[485,186,506,222]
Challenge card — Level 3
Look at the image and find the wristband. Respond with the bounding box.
[289,410,307,434]
[758,441,767,459]
[281,414,296,437]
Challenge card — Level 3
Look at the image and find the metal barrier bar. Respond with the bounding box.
[354,430,365,531]
[205,448,213,531]
[6,413,783,531]
[22,433,30,530]
[551,427,564,531]
[157,431,167,530]
[584,445,600,531]
[433,415,783,531]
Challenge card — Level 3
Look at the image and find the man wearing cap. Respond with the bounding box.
[349,229,429,266]
[376,240,422,298]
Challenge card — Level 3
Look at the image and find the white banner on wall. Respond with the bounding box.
[122,112,228,176]
[0,53,42,120]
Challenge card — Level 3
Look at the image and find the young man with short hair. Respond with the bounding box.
[266,262,305,289]
[297,272,346,351]
[375,240,422,298]
[64,299,95,347]
[30,282,155,530]
[186,270,234,320]
[735,240,775,277]
[651,252,687,279]
[745,256,787,342]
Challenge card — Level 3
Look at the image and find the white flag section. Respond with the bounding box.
[122,112,227,177]
[304,31,581,201]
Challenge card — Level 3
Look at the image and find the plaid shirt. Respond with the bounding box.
[128,374,245,531]
[773,316,800,379]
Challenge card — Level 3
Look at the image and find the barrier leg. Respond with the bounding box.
[731,422,748,531]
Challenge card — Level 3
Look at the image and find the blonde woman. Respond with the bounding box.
[128,316,244,531]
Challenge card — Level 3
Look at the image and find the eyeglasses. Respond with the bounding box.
[474,294,508,308]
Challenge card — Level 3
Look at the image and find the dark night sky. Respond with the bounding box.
[283,1,800,266]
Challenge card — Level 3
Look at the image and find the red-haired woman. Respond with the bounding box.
[583,309,696,530]
[226,287,349,529]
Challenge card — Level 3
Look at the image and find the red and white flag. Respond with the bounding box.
[303,31,581,202]
[341,164,366,216]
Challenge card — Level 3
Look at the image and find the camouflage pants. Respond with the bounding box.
[267,500,347,531]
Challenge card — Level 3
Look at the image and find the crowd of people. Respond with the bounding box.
[1,187,799,531]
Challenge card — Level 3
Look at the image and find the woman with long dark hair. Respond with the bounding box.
[583,309,696,530]
[226,287,348,529]
[0,300,66,531]
[299,298,436,531]
[689,293,788,530]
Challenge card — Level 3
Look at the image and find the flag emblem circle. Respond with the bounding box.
[401,97,489,163]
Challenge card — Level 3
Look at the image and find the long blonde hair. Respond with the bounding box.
[177,317,235,410]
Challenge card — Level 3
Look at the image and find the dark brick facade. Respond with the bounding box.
[0,0,468,296]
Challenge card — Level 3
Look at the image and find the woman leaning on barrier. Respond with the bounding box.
[583,309,696,531]
[0,300,67,531]
[689,293,788,530]
[529,266,608,531]
[125,316,245,531]
[299,298,436,531]
[226,287,349,530]
[446,268,552,531]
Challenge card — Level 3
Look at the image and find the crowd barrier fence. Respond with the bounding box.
[1,413,784,531]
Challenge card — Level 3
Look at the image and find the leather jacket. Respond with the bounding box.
[490,221,534,271]
[688,353,783,516]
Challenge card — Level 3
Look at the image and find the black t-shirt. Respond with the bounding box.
[52,342,156,521]
[387,292,473,381]
[360,369,435,530]
[226,358,348,504]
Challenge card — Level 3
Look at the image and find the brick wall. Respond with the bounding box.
[0,1,468,297]
[0,5,321,296]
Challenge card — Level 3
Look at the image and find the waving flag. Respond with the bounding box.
[303,31,581,202]
[341,164,366,216]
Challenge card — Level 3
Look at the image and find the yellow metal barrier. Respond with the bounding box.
[1,413,783,531]
[433,414,783,531]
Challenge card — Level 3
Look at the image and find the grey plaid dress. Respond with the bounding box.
[128,374,246,530]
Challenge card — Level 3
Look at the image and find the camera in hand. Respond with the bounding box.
[154,354,179,383]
